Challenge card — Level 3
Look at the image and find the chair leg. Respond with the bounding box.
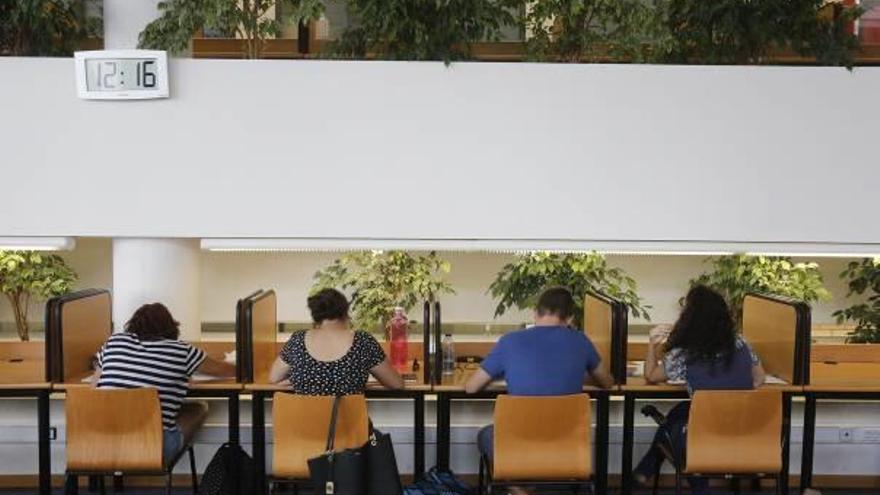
[65,474,79,495]
[188,446,199,493]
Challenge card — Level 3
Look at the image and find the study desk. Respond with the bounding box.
[246,371,431,495]
[434,367,610,495]
[618,377,799,495]
[800,362,880,490]
[0,356,51,495]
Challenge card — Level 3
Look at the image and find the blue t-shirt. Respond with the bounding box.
[480,325,601,396]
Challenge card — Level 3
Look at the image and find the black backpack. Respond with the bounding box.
[198,443,256,495]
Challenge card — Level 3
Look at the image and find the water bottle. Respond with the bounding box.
[442,333,456,375]
[389,307,409,371]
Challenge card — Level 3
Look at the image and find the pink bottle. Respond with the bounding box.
[389,307,409,371]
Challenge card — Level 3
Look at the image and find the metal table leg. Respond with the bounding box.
[414,394,425,479]
[781,393,792,495]
[594,392,610,495]
[800,393,816,491]
[38,390,51,495]
[621,394,636,495]
[252,391,267,495]
[436,393,451,471]
[228,392,241,445]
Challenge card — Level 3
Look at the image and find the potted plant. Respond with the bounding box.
[0,0,101,56]
[138,0,324,58]
[689,254,831,329]
[312,250,454,334]
[834,257,880,343]
[488,251,651,328]
[0,251,77,341]
[328,0,519,62]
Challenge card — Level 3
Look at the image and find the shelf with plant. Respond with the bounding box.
[311,250,454,337]
[689,254,831,330]
[0,251,78,342]
[833,257,880,344]
[488,251,651,329]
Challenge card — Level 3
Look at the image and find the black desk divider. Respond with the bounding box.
[235,289,264,383]
[433,301,442,385]
[44,288,111,383]
[422,301,431,386]
[585,290,629,385]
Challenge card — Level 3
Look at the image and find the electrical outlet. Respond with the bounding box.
[840,428,855,443]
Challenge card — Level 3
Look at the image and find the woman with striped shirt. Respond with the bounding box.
[94,303,235,465]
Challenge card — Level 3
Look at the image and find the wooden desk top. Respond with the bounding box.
[807,362,880,391]
[432,366,602,394]
[52,372,243,391]
[621,376,802,393]
[0,358,47,388]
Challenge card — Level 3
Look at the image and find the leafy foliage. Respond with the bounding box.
[489,252,650,328]
[329,0,519,62]
[659,0,863,66]
[525,0,672,63]
[0,251,77,341]
[833,258,880,343]
[139,0,324,58]
[689,254,831,328]
[312,251,454,332]
[0,0,100,56]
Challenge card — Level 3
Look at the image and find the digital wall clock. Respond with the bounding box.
[74,50,169,100]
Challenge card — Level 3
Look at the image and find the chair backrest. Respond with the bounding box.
[66,388,164,472]
[272,393,369,479]
[493,394,592,481]
[685,390,782,475]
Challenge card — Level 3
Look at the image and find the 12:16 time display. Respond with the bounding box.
[85,58,158,92]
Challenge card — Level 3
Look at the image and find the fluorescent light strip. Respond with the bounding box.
[201,238,880,257]
[0,237,76,251]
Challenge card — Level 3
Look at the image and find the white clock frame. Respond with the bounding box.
[74,50,169,100]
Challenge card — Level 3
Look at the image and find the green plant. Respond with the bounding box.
[0,251,77,341]
[690,254,831,328]
[525,0,672,63]
[489,251,650,328]
[312,250,454,333]
[139,0,324,58]
[329,0,519,62]
[0,0,100,56]
[834,257,880,344]
[660,0,863,66]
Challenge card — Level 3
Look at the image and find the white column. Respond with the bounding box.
[103,0,162,49]
[112,239,201,341]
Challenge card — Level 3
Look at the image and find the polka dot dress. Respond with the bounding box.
[280,330,386,395]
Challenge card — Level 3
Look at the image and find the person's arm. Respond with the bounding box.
[465,368,494,394]
[90,367,101,387]
[644,325,671,384]
[198,356,236,377]
[268,356,290,384]
[370,358,405,390]
[752,361,766,388]
[587,366,615,389]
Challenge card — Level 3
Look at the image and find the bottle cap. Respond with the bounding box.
[444,333,452,337]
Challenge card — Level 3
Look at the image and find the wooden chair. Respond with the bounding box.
[65,388,200,495]
[644,390,783,495]
[479,394,592,494]
[270,393,369,493]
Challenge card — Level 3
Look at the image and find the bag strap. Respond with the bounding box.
[324,395,343,453]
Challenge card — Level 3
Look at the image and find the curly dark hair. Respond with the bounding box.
[665,285,736,364]
[125,303,180,341]
[308,288,350,324]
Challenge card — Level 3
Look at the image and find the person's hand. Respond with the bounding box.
[648,324,672,345]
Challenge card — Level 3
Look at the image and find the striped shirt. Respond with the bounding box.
[96,333,206,429]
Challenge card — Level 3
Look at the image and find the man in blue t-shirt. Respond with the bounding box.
[465,286,613,492]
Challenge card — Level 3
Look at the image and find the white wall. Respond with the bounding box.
[0,58,879,247]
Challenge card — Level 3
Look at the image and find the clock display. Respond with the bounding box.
[84,58,159,92]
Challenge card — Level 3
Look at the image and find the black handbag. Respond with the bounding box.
[307,396,404,495]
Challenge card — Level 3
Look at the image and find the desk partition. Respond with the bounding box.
[45,289,112,383]
[742,293,811,385]
[584,291,627,384]
[235,289,277,384]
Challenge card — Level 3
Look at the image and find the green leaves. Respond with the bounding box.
[689,254,831,329]
[488,251,651,328]
[0,250,78,341]
[0,0,100,56]
[329,0,519,62]
[833,257,880,343]
[139,0,324,58]
[312,250,454,332]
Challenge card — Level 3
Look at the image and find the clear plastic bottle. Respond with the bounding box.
[442,333,456,375]
[389,307,409,371]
